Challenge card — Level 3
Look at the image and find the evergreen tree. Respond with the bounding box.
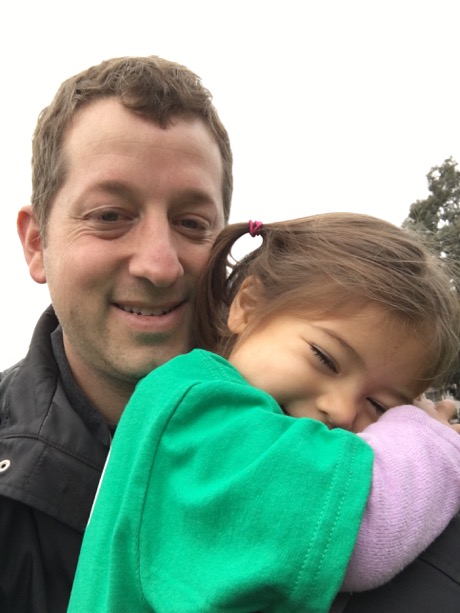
[403,157,460,397]
[403,157,460,288]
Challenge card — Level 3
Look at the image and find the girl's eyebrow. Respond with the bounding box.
[317,325,414,406]
[315,326,360,360]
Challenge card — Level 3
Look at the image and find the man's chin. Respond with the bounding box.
[117,345,192,382]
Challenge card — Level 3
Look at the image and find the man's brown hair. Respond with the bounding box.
[31,55,233,237]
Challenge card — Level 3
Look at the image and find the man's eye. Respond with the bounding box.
[98,211,121,222]
[310,346,338,373]
[178,218,206,230]
[88,209,133,224]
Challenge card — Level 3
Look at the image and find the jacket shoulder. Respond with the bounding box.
[336,513,460,612]
[0,360,23,383]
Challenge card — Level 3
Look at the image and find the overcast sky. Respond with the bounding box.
[1,0,460,368]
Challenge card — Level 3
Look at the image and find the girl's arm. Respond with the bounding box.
[343,404,460,590]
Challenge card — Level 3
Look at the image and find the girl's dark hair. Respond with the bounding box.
[193,212,460,390]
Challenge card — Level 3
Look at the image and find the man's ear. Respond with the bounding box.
[17,206,47,284]
[227,275,261,334]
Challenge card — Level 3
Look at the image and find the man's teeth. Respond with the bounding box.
[120,305,173,316]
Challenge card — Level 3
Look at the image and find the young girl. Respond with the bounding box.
[68,213,460,613]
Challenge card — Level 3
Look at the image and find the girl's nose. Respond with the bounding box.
[317,395,359,431]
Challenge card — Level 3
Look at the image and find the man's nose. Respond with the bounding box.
[128,219,184,287]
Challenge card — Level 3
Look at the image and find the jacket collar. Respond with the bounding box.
[0,306,109,532]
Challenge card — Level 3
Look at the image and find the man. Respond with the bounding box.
[0,54,458,613]
[0,55,232,612]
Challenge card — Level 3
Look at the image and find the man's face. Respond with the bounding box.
[23,98,225,407]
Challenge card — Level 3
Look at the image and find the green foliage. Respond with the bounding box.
[403,157,460,395]
[403,157,460,288]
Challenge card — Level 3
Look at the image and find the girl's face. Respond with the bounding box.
[228,292,428,433]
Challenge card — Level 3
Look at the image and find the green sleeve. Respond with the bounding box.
[68,353,373,613]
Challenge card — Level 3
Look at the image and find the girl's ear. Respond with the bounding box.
[227,276,261,334]
[17,206,47,284]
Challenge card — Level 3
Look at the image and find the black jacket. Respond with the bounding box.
[1,308,459,612]
[0,307,109,612]
[330,512,460,612]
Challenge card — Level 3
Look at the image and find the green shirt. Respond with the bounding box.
[68,350,373,613]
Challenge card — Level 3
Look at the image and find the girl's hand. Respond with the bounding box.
[414,397,460,433]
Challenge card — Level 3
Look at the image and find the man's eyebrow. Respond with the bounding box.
[86,180,137,198]
[93,180,215,203]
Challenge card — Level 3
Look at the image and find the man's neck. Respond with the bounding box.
[66,361,134,426]
[51,326,133,427]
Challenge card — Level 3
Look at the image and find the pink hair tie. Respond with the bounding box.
[249,220,263,237]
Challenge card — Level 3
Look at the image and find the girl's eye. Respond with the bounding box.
[367,398,387,416]
[311,345,338,374]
